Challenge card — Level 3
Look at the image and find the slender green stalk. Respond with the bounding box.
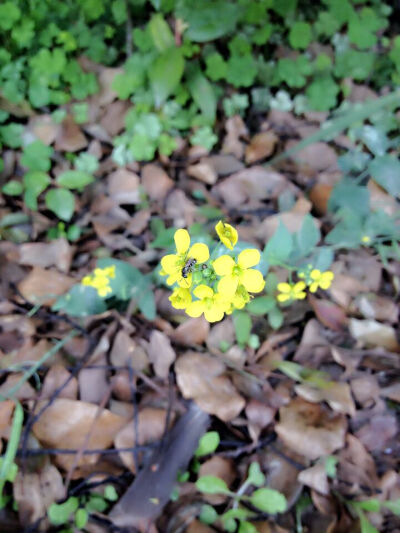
[0,402,23,506]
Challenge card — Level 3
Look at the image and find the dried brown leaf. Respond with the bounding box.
[199,456,236,504]
[349,318,400,352]
[15,238,72,272]
[295,382,355,416]
[298,463,329,495]
[108,168,140,205]
[39,365,78,400]
[245,131,278,164]
[147,330,176,379]
[187,161,218,185]
[54,115,87,152]
[110,330,149,371]
[141,164,174,201]
[18,267,74,305]
[171,317,210,346]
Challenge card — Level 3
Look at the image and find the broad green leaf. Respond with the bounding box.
[222,509,253,522]
[268,307,284,330]
[187,68,216,122]
[232,310,252,345]
[247,462,265,487]
[246,296,275,316]
[306,75,338,111]
[177,1,240,42]
[358,126,389,156]
[289,22,312,50]
[138,286,156,320]
[195,431,220,457]
[23,171,51,210]
[75,508,88,529]
[199,504,218,524]
[0,2,21,30]
[196,476,230,495]
[21,140,53,172]
[238,522,258,533]
[48,497,79,526]
[369,155,400,197]
[149,47,184,107]
[328,181,370,215]
[85,495,108,513]
[354,499,381,513]
[0,123,24,148]
[249,488,287,514]
[263,222,293,265]
[2,180,23,196]
[56,170,94,190]
[45,188,75,221]
[324,456,338,478]
[148,14,174,52]
[104,485,118,502]
[190,126,218,150]
[52,284,107,317]
[296,214,321,256]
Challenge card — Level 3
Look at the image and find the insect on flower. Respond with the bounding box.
[181,258,197,279]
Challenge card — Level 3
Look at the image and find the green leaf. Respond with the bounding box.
[306,75,338,111]
[358,511,379,533]
[354,499,381,513]
[369,156,400,197]
[277,56,312,89]
[148,14,174,52]
[246,296,275,316]
[268,307,284,330]
[45,189,75,221]
[263,222,293,265]
[104,485,119,502]
[199,504,218,524]
[190,126,217,151]
[296,214,321,256]
[56,170,94,190]
[75,152,99,174]
[0,2,21,30]
[238,522,258,533]
[382,498,400,516]
[195,431,220,458]
[177,1,240,42]
[324,456,338,478]
[328,181,370,215]
[247,462,265,487]
[48,497,79,526]
[0,123,24,148]
[249,488,287,514]
[52,284,107,317]
[75,508,88,529]
[149,47,184,107]
[226,54,257,88]
[196,476,230,495]
[205,52,227,81]
[289,22,312,50]
[232,310,252,345]
[2,180,23,196]
[187,68,216,122]
[21,140,53,172]
[358,126,389,157]
[23,171,51,210]
[272,0,297,17]
[85,494,108,513]
[334,50,375,81]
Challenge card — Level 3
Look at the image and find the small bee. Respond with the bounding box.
[181,257,197,278]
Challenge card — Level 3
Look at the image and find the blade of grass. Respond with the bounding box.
[0,401,23,507]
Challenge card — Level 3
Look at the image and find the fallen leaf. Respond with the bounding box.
[165,189,196,227]
[54,115,87,152]
[18,267,74,305]
[245,399,275,441]
[309,183,333,215]
[171,317,210,346]
[353,293,398,324]
[175,351,245,422]
[245,131,278,164]
[275,398,347,460]
[28,114,59,145]
[199,456,236,504]
[349,318,400,352]
[114,407,173,471]
[141,164,174,201]
[337,434,378,494]
[126,209,151,236]
[355,413,398,453]
[14,238,72,273]
[100,100,131,136]
[108,168,140,205]
[0,400,15,439]
[13,462,64,527]
[202,154,244,176]
[380,383,400,403]
[294,319,331,367]
[350,375,380,407]
[206,317,235,354]
[298,463,329,495]
[222,115,248,159]
[187,161,218,185]
[308,296,348,331]
[0,373,37,401]
[147,330,176,379]
[287,141,338,173]
[32,398,126,470]
[295,382,355,416]
[110,330,149,372]
[97,67,124,106]
[39,365,78,400]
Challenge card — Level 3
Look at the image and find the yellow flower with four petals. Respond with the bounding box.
[82,266,116,297]
[161,229,209,288]
[186,285,230,322]
[215,221,238,250]
[169,287,192,309]
[213,249,265,297]
[308,269,334,293]
[276,281,307,303]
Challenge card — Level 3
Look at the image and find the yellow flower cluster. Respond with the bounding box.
[161,222,264,322]
[277,269,334,303]
[81,266,116,297]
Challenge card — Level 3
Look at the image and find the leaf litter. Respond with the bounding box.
[0,75,398,533]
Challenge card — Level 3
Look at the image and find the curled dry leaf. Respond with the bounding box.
[245,399,275,441]
[187,161,218,185]
[349,318,400,352]
[309,182,333,215]
[13,462,64,527]
[148,330,176,379]
[294,319,331,367]
[18,267,74,305]
[175,351,245,422]
[353,293,399,324]
[141,164,174,201]
[245,130,278,164]
[295,382,355,416]
[298,462,329,495]
[308,296,348,332]
[337,434,378,494]
[39,365,78,400]
[15,238,72,272]
[114,407,173,472]
[199,456,236,505]
[108,168,140,205]
[350,375,380,407]
[275,398,347,460]
[171,317,210,346]
[32,398,126,470]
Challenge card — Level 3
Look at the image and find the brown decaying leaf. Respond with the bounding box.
[147,330,176,379]
[141,164,174,201]
[28,114,59,145]
[165,189,196,227]
[245,399,275,441]
[54,115,87,152]
[0,400,15,439]
[126,209,151,236]
[171,317,210,346]
[32,398,126,470]
[206,317,236,354]
[275,398,347,460]
[352,293,398,324]
[107,168,140,205]
[14,238,72,272]
[355,412,398,453]
[13,462,64,527]
[308,296,348,332]
[187,161,218,185]
[100,100,131,136]
[309,183,333,215]
[0,373,36,401]
[286,140,338,173]
[350,375,380,407]
[202,154,244,176]
[337,434,378,494]
[222,115,248,159]
[298,462,330,495]
[175,351,245,421]
[39,365,78,400]
[110,329,149,371]
[245,130,278,164]
[199,456,236,504]
[114,407,172,471]
[18,267,74,305]
[295,382,355,416]
[349,318,400,352]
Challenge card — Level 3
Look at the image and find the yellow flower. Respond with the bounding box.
[169,287,192,309]
[277,281,307,303]
[308,269,334,293]
[361,235,371,245]
[186,285,229,322]
[231,284,251,310]
[161,229,209,288]
[81,265,116,298]
[215,220,238,250]
[213,249,265,296]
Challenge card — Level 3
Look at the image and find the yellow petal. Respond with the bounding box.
[204,307,224,323]
[319,278,333,290]
[277,293,290,303]
[174,229,190,254]
[217,274,239,296]
[310,269,321,280]
[193,284,213,299]
[309,281,318,293]
[161,254,179,274]
[238,249,260,269]
[277,282,291,293]
[177,273,192,288]
[294,281,306,292]
[241,269,265,293]
[295,291,307,300]
[186,301,205,318]
[166,272,180,286]
[188,243,209,263]
[213,255,235,276]
[215,221,238,250]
